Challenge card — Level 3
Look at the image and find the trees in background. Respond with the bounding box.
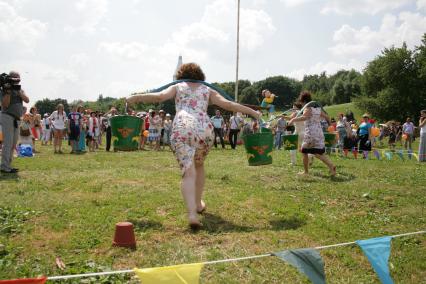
[355,34,426,122]
[34,98,70,116]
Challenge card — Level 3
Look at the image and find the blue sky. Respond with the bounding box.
[1,0,425,105]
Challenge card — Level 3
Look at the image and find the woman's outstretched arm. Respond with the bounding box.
[288,107,312,124]
[127,85,177,105]
[209,90,261,119]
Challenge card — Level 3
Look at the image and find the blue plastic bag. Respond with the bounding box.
[18,144,33,157]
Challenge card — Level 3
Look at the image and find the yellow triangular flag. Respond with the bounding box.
[134,263,204,284]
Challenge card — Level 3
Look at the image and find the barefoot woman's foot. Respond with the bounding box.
[188,215,202,230]
[330,166,337,177]
[297,171,309,176]
[196,200,206,214]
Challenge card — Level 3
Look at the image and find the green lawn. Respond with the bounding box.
[0,141,425,283]
[324,103,362,121]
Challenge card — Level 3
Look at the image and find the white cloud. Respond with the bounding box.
[0,1,47,49]
[64,0,108,35]
[329,12,426,57]
[417,0,426,10]
[322,0,412,15]
[240,8,276,50]
[95,0,276,98]
[280,0,314,7]
[280,0,414,15]
[69,53,90,68]
[286,59,365,80]
[172,0,275,52]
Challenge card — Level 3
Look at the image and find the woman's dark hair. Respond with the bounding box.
[293,102,302,109]
[421,110,426,113]
[30,107,36,114]
[176,63,205,81]
[298,91,312,104]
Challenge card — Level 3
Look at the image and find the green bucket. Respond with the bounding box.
[282,134,298,150]
[243,130,273,166]
[324,133,336,148]
[110,115,143,151]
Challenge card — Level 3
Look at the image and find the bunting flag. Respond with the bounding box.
[356,237,394,284]
[396,150,404,160]
[384,152,393,160]
[134,263,204,284]
[373,150,381,160]
[0,277,47,284]
[407,150,413,160]
[411,153,419,161]
[274,249,326,284]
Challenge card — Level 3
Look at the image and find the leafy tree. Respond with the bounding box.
[355,42,419,121]
[330,70,362,104]
[240,76,301,110]
[34,98,70,116]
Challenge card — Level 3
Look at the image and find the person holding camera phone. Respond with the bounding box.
[0,71,29,174]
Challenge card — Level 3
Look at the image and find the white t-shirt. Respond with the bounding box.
[230,115,243,130]
[50,110,67,130]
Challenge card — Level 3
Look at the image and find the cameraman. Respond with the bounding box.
[0,71,29,174]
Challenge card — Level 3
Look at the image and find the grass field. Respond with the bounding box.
[0,139,425,283]
[324,103,362,121]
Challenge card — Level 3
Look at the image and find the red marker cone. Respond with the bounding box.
[112,222,136,249]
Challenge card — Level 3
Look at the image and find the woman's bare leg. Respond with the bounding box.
[195,163,205,213]
[302,153,309,174]
[314,154,336,176]
[181,164,199,226]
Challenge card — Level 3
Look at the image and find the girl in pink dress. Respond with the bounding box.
[127,63,260,229]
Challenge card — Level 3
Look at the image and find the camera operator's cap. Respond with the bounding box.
[44,113,49,117]
[9,71,20,78]
[166,113,171,117]
[148,109,153,113]
[159,109,165,113]
[362,113,369,118]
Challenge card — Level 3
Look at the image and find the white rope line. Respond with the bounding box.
[46,230,425,281]
[48,270,134,280]
[325,146,420,154]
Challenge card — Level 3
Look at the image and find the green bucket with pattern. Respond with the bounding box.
[324,132,336,148]
[110,115,143,151]
[282,134,298,150]
[243,129,273,166]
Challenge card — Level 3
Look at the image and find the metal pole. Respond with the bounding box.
[235,0,240,102]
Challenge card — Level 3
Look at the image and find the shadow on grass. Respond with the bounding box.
[311,171,356,182]
[0,172,19,181]
[201,213,255,233]
[269,215,306,231]
[200,213,306,233]
[127,219,163,232]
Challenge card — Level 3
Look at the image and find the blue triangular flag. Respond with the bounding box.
[396,150,404,160]
[384,152,392,160]
[373,150,381,160]
[356,236,394,284]
[274,248,325,284]
[407,150,413,160]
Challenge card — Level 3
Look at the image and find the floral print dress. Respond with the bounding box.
[171,82,214,175]
[301,107,325,150]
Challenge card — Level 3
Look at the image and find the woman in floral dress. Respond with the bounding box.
[127,63,260,229]
[289,91,336,176]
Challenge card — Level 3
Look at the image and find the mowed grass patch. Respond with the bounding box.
[0,141,425,283]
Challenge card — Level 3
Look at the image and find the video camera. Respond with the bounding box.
[0,73,21,91]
